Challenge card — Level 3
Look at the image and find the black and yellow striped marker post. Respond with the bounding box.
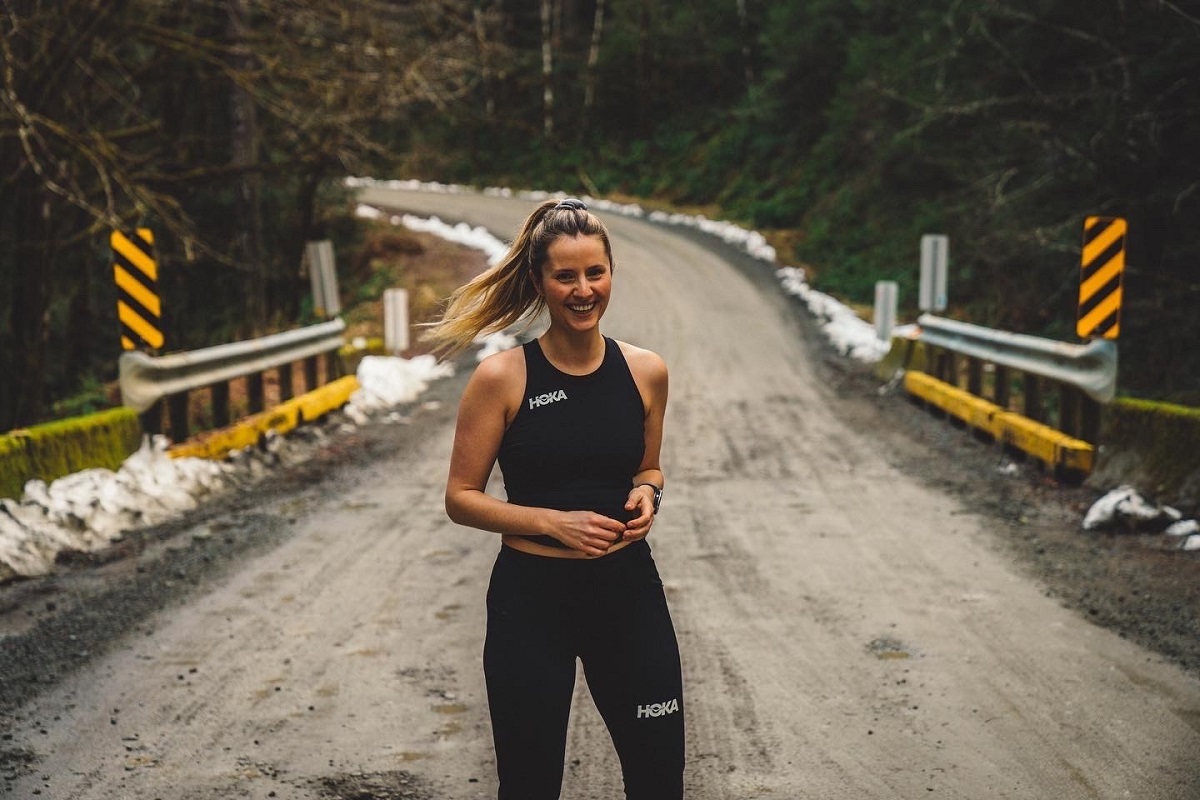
[111,228,164,351]
[1077,216,1126,340]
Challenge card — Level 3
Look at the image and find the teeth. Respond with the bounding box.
[567,303,595,312]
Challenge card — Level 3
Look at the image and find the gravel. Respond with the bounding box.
[1,229,1197,792]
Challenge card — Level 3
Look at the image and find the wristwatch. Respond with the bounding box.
[638,483,663,514]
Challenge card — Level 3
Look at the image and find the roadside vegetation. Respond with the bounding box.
[2,1,1197,433]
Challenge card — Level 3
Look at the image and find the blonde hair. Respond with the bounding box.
[423,198,614,358]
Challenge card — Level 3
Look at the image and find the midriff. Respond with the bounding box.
[501,534,635,559]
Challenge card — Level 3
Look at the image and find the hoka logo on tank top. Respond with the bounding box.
[528,389,568,410]
[636,697,679,718]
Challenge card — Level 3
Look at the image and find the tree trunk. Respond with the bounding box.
[474,1,496,121]
[540,0,554,139]
[4,175,55,428]
[64,244,95,384]
[635,0,652,137]
[289,168,324,322]
[228,0,266,334]
[736,0,754,88]
[583,0,606,120]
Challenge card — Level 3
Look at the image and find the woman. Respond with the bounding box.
[427,197,684,799]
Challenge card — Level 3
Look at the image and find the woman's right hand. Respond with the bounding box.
[550,510,627,557]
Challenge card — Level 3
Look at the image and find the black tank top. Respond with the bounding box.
[498,336,646,549]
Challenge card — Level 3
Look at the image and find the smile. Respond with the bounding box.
[567,302,596,313]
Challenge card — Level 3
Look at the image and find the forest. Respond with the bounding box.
[2,0,1197,432]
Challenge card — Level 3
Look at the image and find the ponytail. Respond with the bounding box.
[423,198,613,358]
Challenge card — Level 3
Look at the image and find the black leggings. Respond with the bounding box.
[484,539,684,800]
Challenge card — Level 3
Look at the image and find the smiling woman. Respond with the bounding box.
[422,198,612,358]
[539,234,612,342]
[422,198,683,799]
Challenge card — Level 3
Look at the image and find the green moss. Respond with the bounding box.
[1111,397,1200,420]
[0,408,143,500]
[1100,398,1200,504]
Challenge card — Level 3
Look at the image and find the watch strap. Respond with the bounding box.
[636,482,663,514]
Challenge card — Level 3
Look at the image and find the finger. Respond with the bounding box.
[592,528,621,546]
[598,516,628,534]
[625,511,651,529]
[577,539,606,557]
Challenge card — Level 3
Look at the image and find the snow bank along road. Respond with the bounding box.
[5,189,1199,799]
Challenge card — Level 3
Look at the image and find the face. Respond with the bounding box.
[536,234,612,334]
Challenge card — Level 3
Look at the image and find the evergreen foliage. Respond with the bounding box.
[2,0,1197,431]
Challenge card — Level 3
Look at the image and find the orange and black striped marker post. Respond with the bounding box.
[1077,216,1125,340]
[111,228,164,351]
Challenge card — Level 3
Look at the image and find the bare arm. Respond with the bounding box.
[444,350,626,556]
[620,344,669,540]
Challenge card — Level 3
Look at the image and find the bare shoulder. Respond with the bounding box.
[463,345,526,414]
[472,345,524,383]
[616,340,668,386]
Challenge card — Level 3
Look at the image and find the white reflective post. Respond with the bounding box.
[874,280,898,341]
[305,240,342,318]
[384,288,410,354]
[919,234,948,312]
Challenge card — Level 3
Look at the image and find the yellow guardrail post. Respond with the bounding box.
[904,371,1094,481]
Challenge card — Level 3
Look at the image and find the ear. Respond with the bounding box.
[529,267,544,296]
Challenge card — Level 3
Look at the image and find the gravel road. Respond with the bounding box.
[2,189,1198,799]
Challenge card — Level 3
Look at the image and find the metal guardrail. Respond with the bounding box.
[917,314,1118,403]
[119,319,346,440]
[913,314,1117,449]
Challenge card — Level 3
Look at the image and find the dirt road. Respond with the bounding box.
[3,189,1198,799]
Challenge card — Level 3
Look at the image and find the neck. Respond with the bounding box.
[539,326,605,374]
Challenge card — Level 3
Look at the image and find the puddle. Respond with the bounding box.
[867,636,916,660]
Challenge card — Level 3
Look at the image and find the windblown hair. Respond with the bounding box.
[423,198,614,358]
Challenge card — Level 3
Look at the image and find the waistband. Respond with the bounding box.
[498,537,650,567]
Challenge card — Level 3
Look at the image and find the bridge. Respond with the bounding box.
[1,188,1197,799]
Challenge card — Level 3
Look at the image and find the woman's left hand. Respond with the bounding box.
[622,485,656,542]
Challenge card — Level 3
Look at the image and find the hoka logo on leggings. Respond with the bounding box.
[528,389,567,410]
[636,697,680,719]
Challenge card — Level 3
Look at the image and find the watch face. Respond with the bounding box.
[639,483,662,513]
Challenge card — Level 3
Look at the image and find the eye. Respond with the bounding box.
[587,266,607,279]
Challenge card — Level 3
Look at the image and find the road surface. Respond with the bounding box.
[4,188,1198,799]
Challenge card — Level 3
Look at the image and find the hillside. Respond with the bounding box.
[2,1,1197,430]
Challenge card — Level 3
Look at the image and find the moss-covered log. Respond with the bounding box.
[1090,399,1200,514]
[0,409,143,500]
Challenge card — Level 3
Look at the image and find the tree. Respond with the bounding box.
[582,0,606,120]
[228,0,267,327]
[541,0,555,139]
[0,0,481,430]
[779,0,1200,399]
[0,0,178,428]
